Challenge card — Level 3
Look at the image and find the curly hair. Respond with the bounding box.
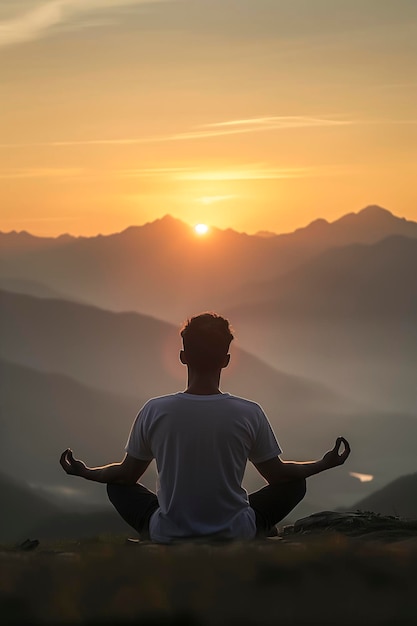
[180,312,234,372]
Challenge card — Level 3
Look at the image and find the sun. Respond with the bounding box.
[194,223,209,235]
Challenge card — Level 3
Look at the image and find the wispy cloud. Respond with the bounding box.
[119,164,331,181]
[0,167,84,179]
[173,166,313,181]
[204,116,349,129]
[0,163,337,182]
[2,115,415,151]
[0,0,164,47]
[119,166,194,177]
[0,115,352,149]
[160,115,351,141]
[198,195,237,205]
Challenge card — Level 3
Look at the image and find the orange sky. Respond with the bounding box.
[1,0,417,236]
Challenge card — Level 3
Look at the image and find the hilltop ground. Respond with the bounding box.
[1,512,417,626]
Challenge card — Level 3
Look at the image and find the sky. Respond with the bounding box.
[1,0,417,236]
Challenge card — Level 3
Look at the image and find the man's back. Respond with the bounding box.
[126,392,281,543]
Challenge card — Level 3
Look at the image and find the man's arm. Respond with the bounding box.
[59,449,151,485]
[253,437,350,485]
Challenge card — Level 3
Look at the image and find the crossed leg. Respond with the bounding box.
[107,483,158,540]
[248,478,307,536]
[107,478,306,540]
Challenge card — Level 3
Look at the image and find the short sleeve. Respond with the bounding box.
[249,409,282,464]
[125,405,154,461]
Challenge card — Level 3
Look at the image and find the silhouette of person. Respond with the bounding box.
[60,312,350,542]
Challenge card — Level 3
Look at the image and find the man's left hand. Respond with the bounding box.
[321,437,351,469]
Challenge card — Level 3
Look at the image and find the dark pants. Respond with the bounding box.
[107,478,306,541]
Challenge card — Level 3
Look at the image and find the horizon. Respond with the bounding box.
[1,203,412,239]
[1,1,417,236]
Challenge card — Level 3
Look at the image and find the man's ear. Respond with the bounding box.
[222,354,231,369]
[180,350,187,365]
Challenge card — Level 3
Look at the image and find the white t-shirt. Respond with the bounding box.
[126,392,282,543]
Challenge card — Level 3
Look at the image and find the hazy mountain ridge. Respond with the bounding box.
[0,230,76,256]
[287,205,417,246]
[223,234,417,412]
[0,470,61,542]
[0,277,77,301]
[0,358,144,490]
[351,472,417,518]
[1,206,416,321]
[0,470,132,542]
[228,234,417,318]
[0,289,347,413]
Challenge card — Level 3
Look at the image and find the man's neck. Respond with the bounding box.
[185,369,222,395]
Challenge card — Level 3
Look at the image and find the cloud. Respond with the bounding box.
[2,114,415,151]
[0,115,353,150]
[198,195,237,205]
[159,115,351,142]
[118,164,332,181]
[0,163,348,183]
[204,116,348,129]
[0,0,164,47]
[173,166,313,181]
[0,167,84,179]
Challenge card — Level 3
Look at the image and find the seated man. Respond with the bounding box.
[60,312,350,543]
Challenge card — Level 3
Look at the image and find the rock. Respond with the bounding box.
[281,510,417,541]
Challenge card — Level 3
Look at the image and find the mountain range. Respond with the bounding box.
[1,205,417,321]
[0,470,61,543]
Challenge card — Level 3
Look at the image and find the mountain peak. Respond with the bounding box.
[357,205,395,219]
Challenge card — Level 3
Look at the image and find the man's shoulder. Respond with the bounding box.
[224,394,265,414]
[141,393,181,409]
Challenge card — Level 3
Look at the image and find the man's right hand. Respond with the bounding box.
[60,449,87,477]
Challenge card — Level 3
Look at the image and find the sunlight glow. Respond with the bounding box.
[194,223,209,235]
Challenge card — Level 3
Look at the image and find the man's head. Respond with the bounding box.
[180,313,234,373]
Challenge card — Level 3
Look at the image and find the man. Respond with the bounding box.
[60,312,350,543]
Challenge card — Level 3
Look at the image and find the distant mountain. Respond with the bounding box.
[0,358,146,498]
[0,471,61,542]
[0,277,74,300]
[287,205,417,247]
[228,235,417,319]
[27,509,133,541]
[223,234,417,412]
[0,216,291,319]
[351,472,417,518]
[0,230,75,256]
[1,206,415,320]
[0,470,131,542]
[0,290,346,415]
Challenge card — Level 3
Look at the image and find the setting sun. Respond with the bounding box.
[194,223,209,235]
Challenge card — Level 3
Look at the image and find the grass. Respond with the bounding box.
[1,533,417,625]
